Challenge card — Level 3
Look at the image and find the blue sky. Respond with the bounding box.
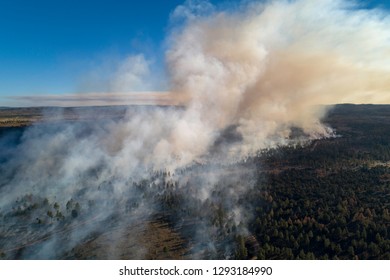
[0,0,389,106]
[0,0,185,99]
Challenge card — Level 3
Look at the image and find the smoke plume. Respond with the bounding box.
[1,0,390,259]
[164,0,390,161]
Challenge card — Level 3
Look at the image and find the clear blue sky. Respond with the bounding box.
[0,0,389,106]
[0,0,186,99]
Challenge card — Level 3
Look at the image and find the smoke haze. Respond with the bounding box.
[166,0,390,159]
[1,0,390,259]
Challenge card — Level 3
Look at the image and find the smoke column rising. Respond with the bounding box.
[160,0,390,163]
[1,0,390,259]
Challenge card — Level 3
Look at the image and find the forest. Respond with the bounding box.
[1,104,390,260]
[246,104,390,259]
[153,104,390,259]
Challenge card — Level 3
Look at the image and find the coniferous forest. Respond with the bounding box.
[246,104,390,259]
[1,104,390,260]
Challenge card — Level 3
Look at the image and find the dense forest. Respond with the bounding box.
[153,104,390,259]
[1,104,390,260]
[247,104,390,259]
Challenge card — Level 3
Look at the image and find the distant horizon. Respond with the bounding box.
[3,91,176,108]
[2,101,390,109]
[1,0,390,107]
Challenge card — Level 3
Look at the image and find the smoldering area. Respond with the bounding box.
[1,0,390,259]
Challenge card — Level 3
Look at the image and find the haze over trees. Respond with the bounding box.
[1,104,390,259]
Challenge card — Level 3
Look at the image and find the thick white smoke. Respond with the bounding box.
[160,0,390,162]
[1,0,390,259]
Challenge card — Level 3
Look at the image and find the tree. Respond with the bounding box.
[236,236,248,259]
[47,210,53,218]
[347,246,355,256]
[324,238,331,249]
[298,249,306,259]
[258,249,266,260]
[71,209,78,218]
[368,243,380,256]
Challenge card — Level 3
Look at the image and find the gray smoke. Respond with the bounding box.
[1,0,390,259]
